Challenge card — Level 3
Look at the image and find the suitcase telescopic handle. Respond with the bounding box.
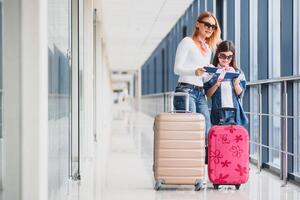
[169,92,190,113]
[217,107,237,125]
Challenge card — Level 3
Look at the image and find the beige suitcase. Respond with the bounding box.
[153,92,206,191]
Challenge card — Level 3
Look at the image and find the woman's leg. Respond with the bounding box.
[174,86,196,112]
[196,91,211,142]
[195,91,211,164]
[173,93,196,112]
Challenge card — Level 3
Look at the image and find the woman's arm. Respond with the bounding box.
[174,38,203,76]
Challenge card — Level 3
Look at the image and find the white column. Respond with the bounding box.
[293,0,300,171]
[268,0,281,78]
[234,0,241,66]
[293,0,300,75]
[82,0,94,158]
[4,0,48,199]
[71,0,79,178]
[268,0,281,163]
[249,0,258,81]
[95,10,103,143]
[249,0,258,157]
[222,0,227,40]
[3,0,22,199]
[21,0,48,199]
[212,0,216,16]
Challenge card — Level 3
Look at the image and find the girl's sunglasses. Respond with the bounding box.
[218,53,233,60]
[199,21,217,30]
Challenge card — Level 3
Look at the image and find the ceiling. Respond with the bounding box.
[101,0,193,71]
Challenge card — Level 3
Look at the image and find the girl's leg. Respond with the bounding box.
[224,110,236,124]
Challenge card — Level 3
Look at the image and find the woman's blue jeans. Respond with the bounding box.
[173,83,211,142]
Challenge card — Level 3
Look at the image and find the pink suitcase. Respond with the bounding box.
[208,108,249,190]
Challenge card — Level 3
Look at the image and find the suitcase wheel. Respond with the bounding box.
[235,184,241,190]
[194,181,204,191]
[154,179,164,191]
[213,184,219,190]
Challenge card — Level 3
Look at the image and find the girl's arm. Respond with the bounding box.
[206,79,222,97]
[233,77,243,96]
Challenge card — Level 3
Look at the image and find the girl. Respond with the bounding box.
[204,40,248,126]
[173,11,221,134]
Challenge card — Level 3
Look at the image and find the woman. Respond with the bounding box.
[204,40,248,126]
[173,11,221,135]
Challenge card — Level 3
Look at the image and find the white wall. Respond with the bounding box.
[3,0,48,200]
[2,0,113,199]
[81,0,94,164]
[78,0,113,167]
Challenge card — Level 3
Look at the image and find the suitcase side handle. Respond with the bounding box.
[169,92,190,113]
[217,107,237,125]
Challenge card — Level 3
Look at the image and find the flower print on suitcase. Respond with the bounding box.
[208,124,249,189]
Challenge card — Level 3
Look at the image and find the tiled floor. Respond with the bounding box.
[72,104,300,200]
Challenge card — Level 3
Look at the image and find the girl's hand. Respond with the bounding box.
[216,77,223,87]
[227,67,235,72]
[233,78,240,86]
[195,67,206,76]
[216,77,224,87]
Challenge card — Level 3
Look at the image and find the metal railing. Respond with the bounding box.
[141,75,300,186]
[0,90,2,139]
[247,75,300,186]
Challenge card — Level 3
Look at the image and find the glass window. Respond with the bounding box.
[162,49,166,92]
[154,57,157,93]
[269,84,281,167]
[216,0,224,39]
[294,0,300,177]
[250,88,259,159]
[48,0,72,197]
[0,1,3,197]
[142,67,146,95]
[182,26,187,38]
[295,83,300,176]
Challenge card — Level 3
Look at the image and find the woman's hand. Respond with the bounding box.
[195,67,206,76]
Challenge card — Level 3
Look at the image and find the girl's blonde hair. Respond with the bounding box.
[192,11,221,49]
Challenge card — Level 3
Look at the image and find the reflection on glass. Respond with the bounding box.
[269,83,281,167]
[48,0,71,198]
[250,87,259,159]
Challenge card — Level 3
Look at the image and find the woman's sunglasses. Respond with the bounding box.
[218,53,233,60]
[199,21,217,30]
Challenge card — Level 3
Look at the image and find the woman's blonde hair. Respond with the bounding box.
[192,11,221,49]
